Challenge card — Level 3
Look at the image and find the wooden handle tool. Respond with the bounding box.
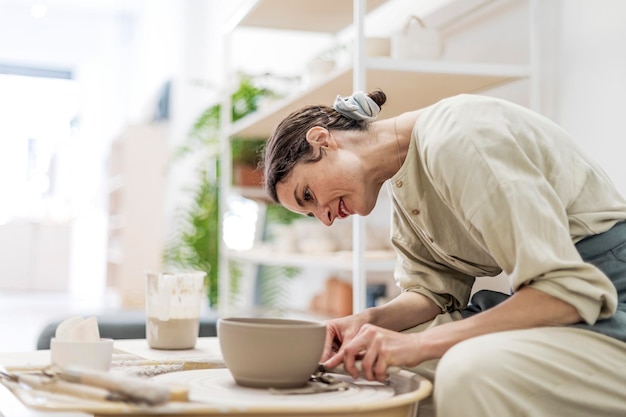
[18,373,125,402]
[58,366,188,405]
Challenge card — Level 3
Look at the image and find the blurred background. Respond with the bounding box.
[0,0,625,351]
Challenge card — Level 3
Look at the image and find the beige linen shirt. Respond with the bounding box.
[388,94,626,325]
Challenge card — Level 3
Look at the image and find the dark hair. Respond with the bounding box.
[262,90,387,203]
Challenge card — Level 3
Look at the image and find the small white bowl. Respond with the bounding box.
[50,338,114,371]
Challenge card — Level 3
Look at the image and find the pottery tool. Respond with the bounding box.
[111,357,226,370]
[1,365,121,402]
[317,362,402,377]
[270,362,406,395]
[56,366,189,404]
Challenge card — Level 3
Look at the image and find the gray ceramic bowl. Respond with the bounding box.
[218,317,327,388]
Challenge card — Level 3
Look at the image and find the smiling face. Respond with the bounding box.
[275,127,378,226]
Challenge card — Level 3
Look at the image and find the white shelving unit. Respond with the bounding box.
[229,60,528,139]
[106,123,168,309]
[218,0,534,315]
[227,248,396,271]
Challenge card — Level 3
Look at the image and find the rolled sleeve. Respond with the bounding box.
[470,184,617,323]
[392,230,475,312]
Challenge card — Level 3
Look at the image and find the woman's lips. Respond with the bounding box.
[338,199,350,218]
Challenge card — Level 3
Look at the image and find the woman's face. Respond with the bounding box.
[275,128,377,226]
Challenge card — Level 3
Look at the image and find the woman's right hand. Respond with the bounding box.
[320,311,371,363]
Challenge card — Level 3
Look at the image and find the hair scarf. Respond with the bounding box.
[333,91,380,121]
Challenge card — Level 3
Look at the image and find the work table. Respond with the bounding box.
[0,337,430,417]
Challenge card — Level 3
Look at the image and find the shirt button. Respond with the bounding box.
[395,180,403,187]
[428,236,434,243]
[412,209,420,215]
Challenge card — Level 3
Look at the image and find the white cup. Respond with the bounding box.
[145,270,206,350]
[50,338,114,371]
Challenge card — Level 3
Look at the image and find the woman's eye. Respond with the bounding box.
[303,188,313,201]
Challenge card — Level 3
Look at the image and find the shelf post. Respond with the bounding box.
[218,28,234,317]
[352,0,367,313]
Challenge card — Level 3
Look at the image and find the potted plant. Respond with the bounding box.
[163,74,275,308]
[231,138,265,187]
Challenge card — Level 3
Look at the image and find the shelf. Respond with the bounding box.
[228,247,396,271]
[225,0,389,33]
[231,186,269,201]
[107,248,123,265]
[107,214,124,230]
[229,58,529,139]
[107,174,123,193]
[105,123,168,309]
[219,0,535,315]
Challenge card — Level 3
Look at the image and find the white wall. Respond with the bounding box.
[556,0,626,195]
[436,0,626,196]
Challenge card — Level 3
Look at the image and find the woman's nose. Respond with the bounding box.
[315,206,334,226]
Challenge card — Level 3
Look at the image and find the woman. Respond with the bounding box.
[262,91,626,417]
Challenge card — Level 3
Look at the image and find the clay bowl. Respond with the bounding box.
[218,317,327,388]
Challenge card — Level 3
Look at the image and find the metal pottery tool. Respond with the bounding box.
[317,362,402,378]
[316,362,422,396]
[267,361,398,395]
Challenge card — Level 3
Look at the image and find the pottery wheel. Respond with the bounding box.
[152,369,395,408]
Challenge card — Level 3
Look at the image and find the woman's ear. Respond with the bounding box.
[305,126,336,150]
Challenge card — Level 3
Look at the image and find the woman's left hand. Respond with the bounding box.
[323,323,423,382]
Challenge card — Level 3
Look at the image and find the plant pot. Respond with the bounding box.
[233,163,264,187]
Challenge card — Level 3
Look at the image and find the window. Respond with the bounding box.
[0,70,79,224]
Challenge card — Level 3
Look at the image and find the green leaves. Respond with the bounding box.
[163,166,219,307]
[163,74,276,309]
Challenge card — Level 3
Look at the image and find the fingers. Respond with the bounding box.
[321,316,357,362]
[330,324,377,380]
[320,325,339,362]
[372,358,392,382]
[341,345,364,380]
[320,320,409,382]
[357,328,389,381]
[328,324,406,382]
[322,339,364,380]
